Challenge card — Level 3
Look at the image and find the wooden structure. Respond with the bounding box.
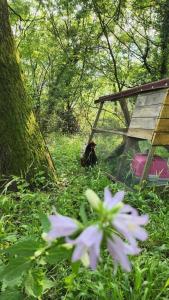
[88,78,169,184]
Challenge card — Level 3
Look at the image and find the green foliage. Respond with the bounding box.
[3,0,169,298]
[5,239,42,257]
[0,290,22,300]
[1,134,169,299]
[24,270,53,298]
[9,0,169,133]
[46,244,72,265]
[0,257,31,286]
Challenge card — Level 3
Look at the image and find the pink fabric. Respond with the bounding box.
[131,154,169,178]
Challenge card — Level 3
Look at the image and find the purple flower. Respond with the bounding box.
[43,188,149,273]
[43,214,79,242]
[103,187,148,271]
[107,234,140,272]
[69,225,103,269]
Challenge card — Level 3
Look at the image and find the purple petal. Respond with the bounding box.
[131,215,149,225]
[124,242,141,255]
[89,245,99,269]
[108,234,140,272]
[113,219,133,242]
[131,226,148,241]
[75,225,103,247]
[113,213,148,243]
[45,214,78,241]
[120,204,138,215]
[72,243,85,262]
[104,188,125,210]
[107,236,131,272]
[70,225,103,269]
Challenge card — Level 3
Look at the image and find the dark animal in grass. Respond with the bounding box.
[81,141,97,167]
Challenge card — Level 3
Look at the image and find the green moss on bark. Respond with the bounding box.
[0,0,56,180]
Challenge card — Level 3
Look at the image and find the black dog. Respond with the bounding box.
[81,141,97,167]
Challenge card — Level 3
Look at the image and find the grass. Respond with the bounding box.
[0,134,169,299]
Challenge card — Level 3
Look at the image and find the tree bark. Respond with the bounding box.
[159,0,169,78]
[0,0,56,180]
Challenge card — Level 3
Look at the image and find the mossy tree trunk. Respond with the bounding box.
[0,0,56,180]
[159,0,169,78]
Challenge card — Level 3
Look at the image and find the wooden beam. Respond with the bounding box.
[93,128,128,136]
[127,128,153,140]
[95,78,169,103]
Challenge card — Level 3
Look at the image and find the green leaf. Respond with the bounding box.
[42,278,55,291]
[2,276,22,289]
[164,278,169,288]
[0,258,31,286]
[39,213,51,232]
[0,290,22,300]
[25,270,44,298]
[0,263,5,275]
[65,274,76,288]
[134,265,142,291]
[5,239,42,258]
[79,203,88,223]
[46,244,72,265]
[3,234,18,243]
[72,261,81,274]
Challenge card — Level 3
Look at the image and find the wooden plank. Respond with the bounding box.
[127,128,153,140]
[93,128,128,136]
[129,117,157,130]
[132,105,162,118]
[152,133,169,145]
[155,119,169,132]
[160,105,169,118]
[135,89,168,107]
[164,92,169,104]
[129,118,169,133]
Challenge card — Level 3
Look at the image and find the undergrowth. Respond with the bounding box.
[0,134,169,299]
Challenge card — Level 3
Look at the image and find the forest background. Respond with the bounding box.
[0,0,169,299]
[9,0,169,134]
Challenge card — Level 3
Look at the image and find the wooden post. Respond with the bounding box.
[88,102,104,143]
[140,146,156,183]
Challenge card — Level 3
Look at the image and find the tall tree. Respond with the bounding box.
[0,0,55,180]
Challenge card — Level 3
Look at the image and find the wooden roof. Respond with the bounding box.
[95,78,169,104]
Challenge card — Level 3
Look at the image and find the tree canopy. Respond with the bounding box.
[8,0,169,133]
